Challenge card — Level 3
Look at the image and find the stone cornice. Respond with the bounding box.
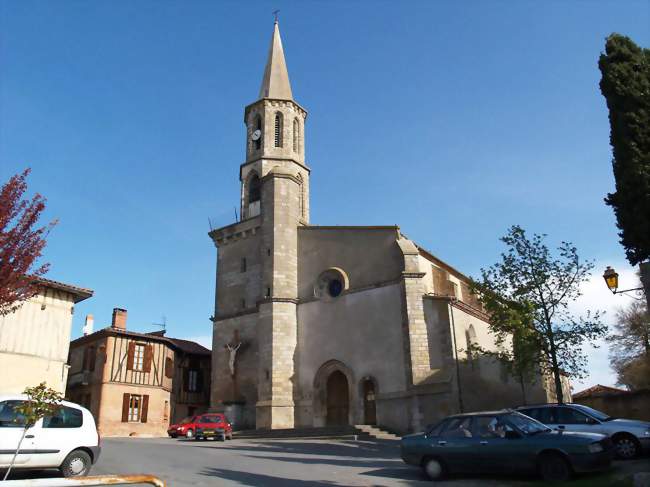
[241,157,311,177]
[208,216,262,247]
[212,307,259,323]
[261,171,302,185]
[257,297,300,305]
[244,98,308,119]
[423,294,490,322]
[402,271,426,279]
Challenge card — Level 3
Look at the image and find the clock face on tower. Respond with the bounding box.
[251,129,262,141]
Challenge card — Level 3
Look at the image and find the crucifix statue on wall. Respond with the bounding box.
[224,330,245,401]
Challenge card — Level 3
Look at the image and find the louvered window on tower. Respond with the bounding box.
[274,113,283,147]
[293,118,299,152]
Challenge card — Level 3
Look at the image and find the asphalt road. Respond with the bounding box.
[3,437,647,486]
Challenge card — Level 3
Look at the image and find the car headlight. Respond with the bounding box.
[588,443,604,453]
[644,428,650,436]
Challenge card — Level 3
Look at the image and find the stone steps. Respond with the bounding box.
[232,424,400,441]
[354,424,401,440]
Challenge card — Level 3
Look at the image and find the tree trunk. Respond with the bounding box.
[3,427,28,481]
[548,340,564,404]
[519,372,527,405]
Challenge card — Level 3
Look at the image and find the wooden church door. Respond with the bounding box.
[326,371,349,425]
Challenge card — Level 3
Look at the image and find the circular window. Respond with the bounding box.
[328,279,343,298]
[314,268,349,301]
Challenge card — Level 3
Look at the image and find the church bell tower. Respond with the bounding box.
[242,20,308,429]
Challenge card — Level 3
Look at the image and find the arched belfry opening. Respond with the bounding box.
[246,173,261,218]
[326,371,349,426]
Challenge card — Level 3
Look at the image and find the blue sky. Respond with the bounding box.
[1,1,648,389]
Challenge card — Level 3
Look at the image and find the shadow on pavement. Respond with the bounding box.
[189,439,397,458]
[199,467,343,486]
[0,469,62,480]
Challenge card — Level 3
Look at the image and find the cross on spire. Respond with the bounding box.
[273,9,280,24]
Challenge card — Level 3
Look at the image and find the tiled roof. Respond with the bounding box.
[36,277,93,303]
[166,337,211,356]
[572,384,628,399]
[71,326,211,356]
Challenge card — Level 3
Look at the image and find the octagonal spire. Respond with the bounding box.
[259,20,293,100]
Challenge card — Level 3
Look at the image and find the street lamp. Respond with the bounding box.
[602,266,643,296]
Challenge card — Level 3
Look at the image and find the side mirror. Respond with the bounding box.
[505,430,521,439]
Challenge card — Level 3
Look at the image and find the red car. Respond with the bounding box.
[194,413,233,441]
[167,415,200,439]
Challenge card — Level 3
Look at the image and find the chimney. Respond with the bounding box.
[112,308,127,330]
[82,314,94,336]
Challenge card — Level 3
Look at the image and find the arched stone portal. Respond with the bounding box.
[313,360,354,427]
[326,371,349,425]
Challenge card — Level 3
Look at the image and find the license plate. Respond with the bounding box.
[203,429,215,434]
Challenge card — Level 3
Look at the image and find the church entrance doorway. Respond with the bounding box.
[326,370,349,425]
[362,379,377,425]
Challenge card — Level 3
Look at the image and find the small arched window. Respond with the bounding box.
[274,112,283,147]
[293,118,300,152]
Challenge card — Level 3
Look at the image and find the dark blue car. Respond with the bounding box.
[401,410,614,481]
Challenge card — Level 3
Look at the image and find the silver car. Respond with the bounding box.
[517,403,650,459]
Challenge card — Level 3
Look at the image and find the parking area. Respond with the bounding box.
[3,437,648,486]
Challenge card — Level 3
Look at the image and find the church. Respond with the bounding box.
[208,21,553,434]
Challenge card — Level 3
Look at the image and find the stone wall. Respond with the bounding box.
[573,389,650,422]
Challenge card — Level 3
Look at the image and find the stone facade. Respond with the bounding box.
[209,22,556,434]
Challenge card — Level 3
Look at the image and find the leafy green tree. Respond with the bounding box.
[472,226,607,403]
[607,300,650,390]
[3,382,62,481]
[599,33,650,266]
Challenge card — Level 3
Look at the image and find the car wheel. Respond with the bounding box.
[60,449,92,478]
[169,434,177,438]
[539,452,571,482]
[422,457,444,481]
[613,434,639,459]
[185,429,194,439]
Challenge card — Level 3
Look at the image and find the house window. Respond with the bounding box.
[241,257,247,273]
[165,357,174,379]
[188,370,199,392]
[128,395,141,422]
[163,400,169,421]
[274,112,283,147]
[133,344,145,371]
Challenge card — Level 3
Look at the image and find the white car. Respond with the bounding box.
[517,403,650,459]
[0,395,100,477]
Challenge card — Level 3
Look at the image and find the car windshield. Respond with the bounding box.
[571,404,611,421]
[180,416,194,424]
[507,412,551,435]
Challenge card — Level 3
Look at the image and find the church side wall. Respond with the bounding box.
[296,283,408,431]
[442,304,547,412]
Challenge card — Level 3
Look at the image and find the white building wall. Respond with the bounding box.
[0,287,77,394]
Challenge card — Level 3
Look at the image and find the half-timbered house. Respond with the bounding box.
[66,308,210,437]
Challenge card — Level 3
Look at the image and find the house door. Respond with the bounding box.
[363,379,377,425]
[326,371,349,426]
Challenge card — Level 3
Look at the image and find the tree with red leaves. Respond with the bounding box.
[0,169,57,316]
